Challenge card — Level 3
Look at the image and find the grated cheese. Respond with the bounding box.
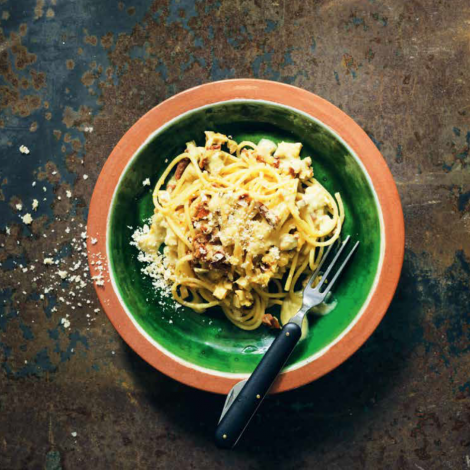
[22,213,33,225]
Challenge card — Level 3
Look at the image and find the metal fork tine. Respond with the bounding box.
[304,241,336,291]
[314,235,351,292]
[321,241,360,296]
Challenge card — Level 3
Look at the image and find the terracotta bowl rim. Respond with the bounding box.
[87,79,405,394]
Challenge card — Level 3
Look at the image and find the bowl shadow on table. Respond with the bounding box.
[122,254,419,455]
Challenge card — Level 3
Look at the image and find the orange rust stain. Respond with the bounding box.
[0,87,42,117]
[30,69,46,90]
[84,30,98,46]
[72,139,82,151]
[10,32,37,70]
[101,33,114,49]
[81,71,95,87]
[62,105,92,129]
[66,59,75,70]
[19,23,27,37]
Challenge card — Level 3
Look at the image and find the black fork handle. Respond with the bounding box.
[215,322,302,449]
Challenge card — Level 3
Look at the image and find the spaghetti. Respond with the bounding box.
[134,131,344,331]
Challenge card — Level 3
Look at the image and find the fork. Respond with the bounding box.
[214,235,359,449]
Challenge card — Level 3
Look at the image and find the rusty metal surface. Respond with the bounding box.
[1,0,469,468]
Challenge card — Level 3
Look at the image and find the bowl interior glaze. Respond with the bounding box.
[108,100,381,375]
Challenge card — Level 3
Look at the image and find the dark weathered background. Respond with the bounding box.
[1,0,469,469]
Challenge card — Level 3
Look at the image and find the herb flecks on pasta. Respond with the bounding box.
[134,131,344,331]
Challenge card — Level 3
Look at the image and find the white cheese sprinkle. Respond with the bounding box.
[22,213,33,225]
[19,145,30,154]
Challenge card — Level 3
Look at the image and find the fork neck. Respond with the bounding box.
[289,306,310,328]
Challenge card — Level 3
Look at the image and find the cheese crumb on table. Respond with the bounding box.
[19,145,30,154]
[16,203,23,211]
[22,213,33,225]
[32,199,39,211]
[142,178,151,186]
[83,174,89,180]
[66,190,72,198]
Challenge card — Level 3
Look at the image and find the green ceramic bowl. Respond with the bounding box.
[88,80,404,394]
